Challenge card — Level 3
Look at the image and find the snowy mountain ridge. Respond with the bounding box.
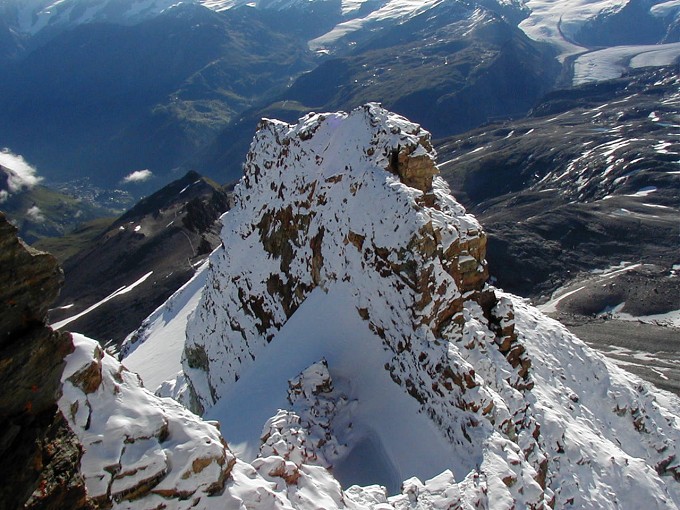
[114,103,680,509]
[7,0,677,85]
[182,103,495,415]
[3,0,188,36]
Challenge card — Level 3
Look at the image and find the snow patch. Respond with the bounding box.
[52,271,154,331]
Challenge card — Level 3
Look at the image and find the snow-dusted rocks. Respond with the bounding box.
[155,103,680,508]
[183,103,498,414]
[60,334,235,508]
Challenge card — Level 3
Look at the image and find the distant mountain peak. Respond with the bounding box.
[4,0,201,35]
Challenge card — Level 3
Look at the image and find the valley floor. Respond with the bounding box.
[552,313,680,396]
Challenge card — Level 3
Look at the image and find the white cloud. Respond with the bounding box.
[0,149,42,202]
[25,205,46,224]
[123,169,154,184]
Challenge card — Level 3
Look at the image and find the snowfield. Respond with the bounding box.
[121,261,210,392]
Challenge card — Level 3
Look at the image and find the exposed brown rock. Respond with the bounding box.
[345,231,365,251]
[388,145,439,192]
[444,235,489,294]
[656,455,680,482]
[67,345,104,394]
[268,462,302,485]
[111,464,169,503]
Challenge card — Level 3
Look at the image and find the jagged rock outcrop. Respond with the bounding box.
[168,104,680,508]
[59,334,237,508]
[0,211,92,510]
[282,360,351,467]
[183,104,512,413]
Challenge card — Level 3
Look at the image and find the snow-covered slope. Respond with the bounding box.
[120,103,680,508]
[121,259,210,392]
[60,333,236,507]
[573,42,680,84]
[201,0,513,52]
[64,333,361,509]
[200,0,679,59]
[307,0,444,51]
[4,0,193,35]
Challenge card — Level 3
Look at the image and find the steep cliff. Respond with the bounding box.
[0,211,91,509]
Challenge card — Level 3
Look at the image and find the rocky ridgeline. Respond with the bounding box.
[183,104,530,425]
[179,104,680,507]
[1,208,336,509]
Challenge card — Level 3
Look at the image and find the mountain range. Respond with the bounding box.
[0,0,677,192]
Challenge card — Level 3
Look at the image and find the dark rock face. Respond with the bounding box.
[49,171,231,349]
[1,214,63,341]
[0,212,92,509]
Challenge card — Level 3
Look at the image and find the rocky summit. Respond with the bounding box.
[119,104,679,508]
[182,103,505,415]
